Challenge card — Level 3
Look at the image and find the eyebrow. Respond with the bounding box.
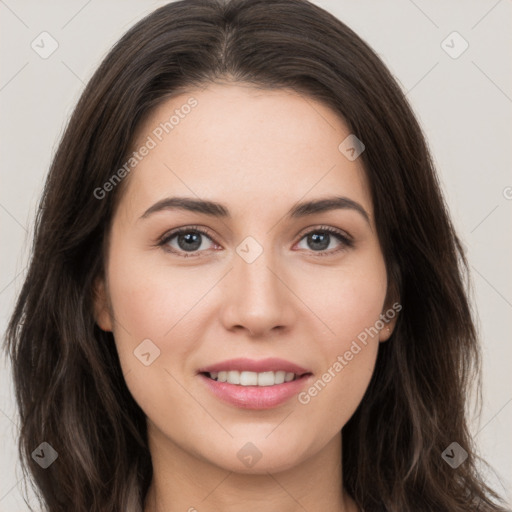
[139,195,371,225]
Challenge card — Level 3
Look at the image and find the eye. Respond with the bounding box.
[157,226,218,258]
[295,226,353,256]
[157,224,354,258]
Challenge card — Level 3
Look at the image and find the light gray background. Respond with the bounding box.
[1,0,511,509]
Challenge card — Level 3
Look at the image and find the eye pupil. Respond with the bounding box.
[308,232,330,251]
[178,232,202,251]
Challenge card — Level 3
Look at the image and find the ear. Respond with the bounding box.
[378,308,399,342]
[92,276,113,332]
[379,279,401,343]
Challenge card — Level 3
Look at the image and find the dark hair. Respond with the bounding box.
[4,0,508,511]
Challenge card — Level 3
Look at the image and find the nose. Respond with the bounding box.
[219,245,297,338]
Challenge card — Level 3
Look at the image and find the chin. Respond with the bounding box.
[204,439,308,475]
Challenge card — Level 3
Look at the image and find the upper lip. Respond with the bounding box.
[197,358,311,376]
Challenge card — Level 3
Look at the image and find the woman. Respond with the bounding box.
[4,0,509,511]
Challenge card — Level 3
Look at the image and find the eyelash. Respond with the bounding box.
[156,224,354,258]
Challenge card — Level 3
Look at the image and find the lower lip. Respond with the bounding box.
[198,373,313,409]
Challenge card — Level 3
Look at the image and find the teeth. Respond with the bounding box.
[240,371,257,385]
[208,370,298,386]
[228,370,240,384]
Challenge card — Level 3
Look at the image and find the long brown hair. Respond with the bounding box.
[4,0,508,510]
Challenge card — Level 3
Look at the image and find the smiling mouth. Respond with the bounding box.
[200,370,311,386]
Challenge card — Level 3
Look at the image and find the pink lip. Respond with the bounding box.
[197,357,311,375]
[198,373,313,409]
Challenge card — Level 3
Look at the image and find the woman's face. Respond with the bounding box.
[95,83,396,474]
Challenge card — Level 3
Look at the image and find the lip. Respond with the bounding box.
[197,357,311,375]
[198,372,313,409]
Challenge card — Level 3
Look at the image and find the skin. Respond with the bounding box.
[94,82,398,512]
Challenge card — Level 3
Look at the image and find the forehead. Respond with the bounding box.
[121,83,373,223]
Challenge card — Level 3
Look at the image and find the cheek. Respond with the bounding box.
[299,340,379,442]
[104,246,220,408]
[105,245,216,419]
[106,244,220,343]
[296,252,388,342]
[298,306,382,438]
[293,252,386,429]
